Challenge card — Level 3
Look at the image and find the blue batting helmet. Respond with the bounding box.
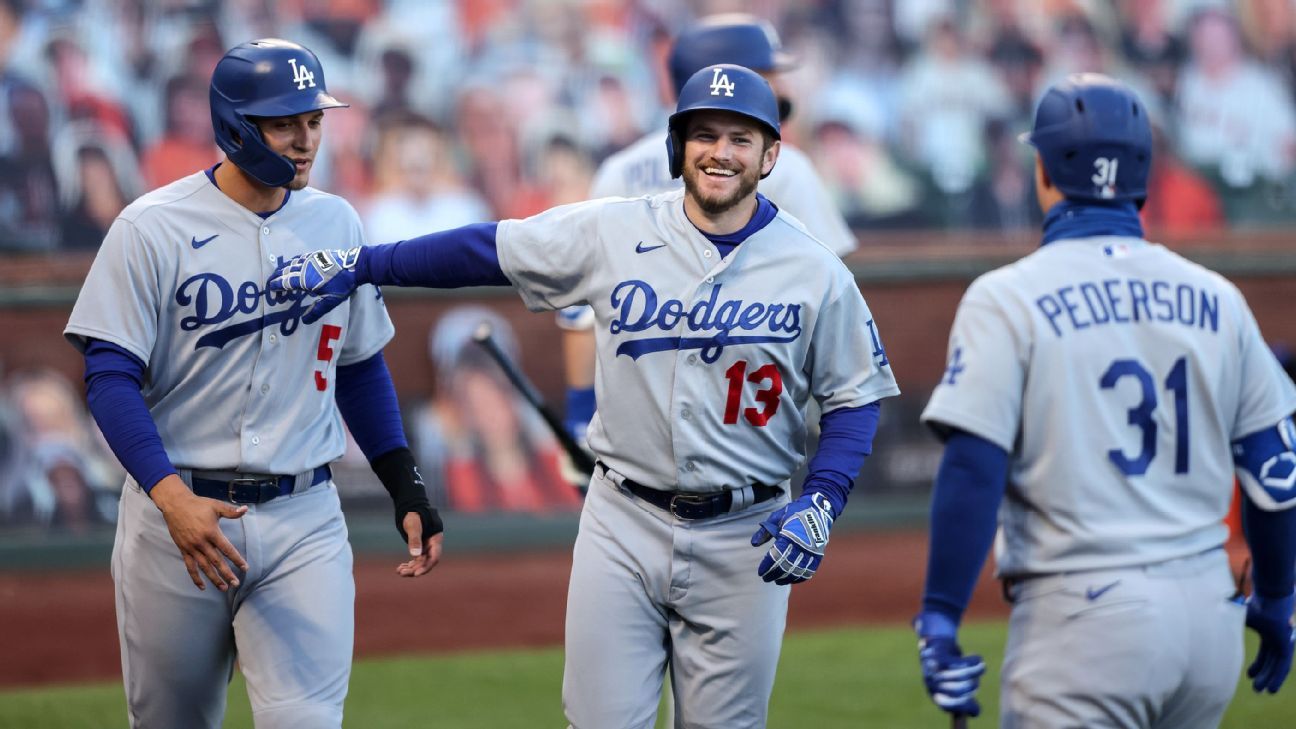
[668,14,794,95]
[666,64,781,180]
[1020,73,1152,205]
[210,38,348,188]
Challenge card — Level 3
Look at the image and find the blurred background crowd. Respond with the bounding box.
[4,0,1296,255]
[3,0,1296,531]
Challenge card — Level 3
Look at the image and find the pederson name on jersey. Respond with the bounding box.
[1035,277,1220,338]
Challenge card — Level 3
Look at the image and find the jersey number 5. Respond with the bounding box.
[315,324,343,391]
[1100,356,1189,476]
[724,360,783,426]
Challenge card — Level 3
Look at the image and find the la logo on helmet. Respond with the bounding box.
[709,67,735,97]
[288,58,317,91]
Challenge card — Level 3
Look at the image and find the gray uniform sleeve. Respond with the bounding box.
[338,217,395,366]
[1231,292,1296,438]
[495,200,604,312]
[809,271,901,411]
[767,148,857,257]
[64,217,162,362]
[921,275,1028,450]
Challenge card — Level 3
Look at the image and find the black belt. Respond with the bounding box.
[190,465,331,505]
[600,462,782,520]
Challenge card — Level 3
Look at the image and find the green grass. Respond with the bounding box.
[1,623,1291,728]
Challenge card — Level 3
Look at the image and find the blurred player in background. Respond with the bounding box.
[914,73,1296,727]
[558,13,859,446]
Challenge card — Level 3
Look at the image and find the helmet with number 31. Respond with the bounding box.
[1019,73,1153,206]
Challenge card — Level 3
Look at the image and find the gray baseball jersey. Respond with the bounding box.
[590,131,858,256]
[500,189,897,492]
[923,234,1296,727]
[923,235,1296,577]
[64,170,391,728]
[496,188,896,726]
[65,172,393,472]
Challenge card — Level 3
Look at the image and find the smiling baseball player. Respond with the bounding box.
[914,73,1296,728]
[559,13,857,443]
[64,39,442,729]
[270,64,899,728]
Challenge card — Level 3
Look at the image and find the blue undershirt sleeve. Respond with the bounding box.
[800,401,881,515]
[335,351,408,462]
[1242,498,1296,598]
[357,222,510,288]
[920,429,1011,624]
[82,339,177,493]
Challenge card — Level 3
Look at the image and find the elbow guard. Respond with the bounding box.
[1235,415,1296,511]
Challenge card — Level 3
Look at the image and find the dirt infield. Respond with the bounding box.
[1,528,1008,689]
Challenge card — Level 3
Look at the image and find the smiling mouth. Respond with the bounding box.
[702,166,737,178]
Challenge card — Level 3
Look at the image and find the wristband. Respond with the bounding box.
[371,447,444,541]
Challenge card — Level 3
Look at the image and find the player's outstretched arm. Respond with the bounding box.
[914,429,1009,719]
[270,222,512,323]
[149,475,250,591]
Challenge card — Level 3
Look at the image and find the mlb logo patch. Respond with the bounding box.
[1103,242,1132,258]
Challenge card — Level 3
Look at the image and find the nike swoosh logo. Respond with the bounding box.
[1085,580,1121,601]
[191,234,219,249]
[635,241,666,254]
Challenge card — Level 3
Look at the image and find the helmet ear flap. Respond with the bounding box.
[667,127,684,179]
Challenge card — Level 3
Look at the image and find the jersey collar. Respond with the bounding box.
[205,162,293,219]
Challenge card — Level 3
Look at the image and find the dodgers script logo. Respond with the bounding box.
[610,280,801,363]
[175,268,314,350]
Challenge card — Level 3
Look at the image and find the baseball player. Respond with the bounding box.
[63,39,442,729]
[271,64,899,728]
[559,13,858,443]
[914,73,1296,728]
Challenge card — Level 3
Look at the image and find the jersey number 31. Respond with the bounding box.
[1100,356,1190,476]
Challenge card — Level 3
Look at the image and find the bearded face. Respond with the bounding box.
[679,110,777,217]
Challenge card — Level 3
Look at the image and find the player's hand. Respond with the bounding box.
[149,475,249,592]
[1246,591,1296,693]
[914,610,987,717]
[269,247,361,325]
[395,509,444,578]
[750,492,834,584]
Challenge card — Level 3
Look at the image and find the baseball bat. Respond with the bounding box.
[472,322,597,480]
[952,714,969,729]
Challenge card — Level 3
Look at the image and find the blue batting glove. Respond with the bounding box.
[750,492,834,585]
[269,247,361,324]
[1246,591,1296,694]
[914,610,986,718]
